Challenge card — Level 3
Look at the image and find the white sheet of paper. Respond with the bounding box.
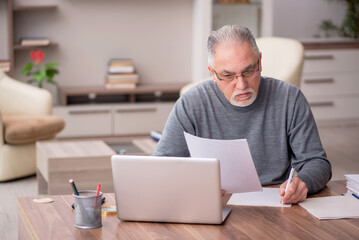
[345,174,359,195]
[227,188,291,207]
[345,174,359,183]
[299,195,359,220]
[184,132,262,193]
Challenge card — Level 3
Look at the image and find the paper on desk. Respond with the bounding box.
[345,174,359,195]
[184,132,262,193]
[345,174,359,183]
[299,195,359,220]
[227,188,291,207]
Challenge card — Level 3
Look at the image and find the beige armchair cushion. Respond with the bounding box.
[2,114,65,145]
[256,37,304,88]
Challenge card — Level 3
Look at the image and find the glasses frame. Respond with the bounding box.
[212,59,260,83]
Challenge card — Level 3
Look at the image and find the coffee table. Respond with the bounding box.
[36,139,157,195]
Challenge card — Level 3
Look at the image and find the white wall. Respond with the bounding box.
[11,0,193,96]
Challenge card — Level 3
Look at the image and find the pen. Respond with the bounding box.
[353,193,359,200]
[284,167,295,194]
[69,179,79,195]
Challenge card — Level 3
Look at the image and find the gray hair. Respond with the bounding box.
[207,25,259,67]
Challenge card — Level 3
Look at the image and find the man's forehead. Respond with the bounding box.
[214,41,256,58]
[213,41,257,69]
[215,40,248,51]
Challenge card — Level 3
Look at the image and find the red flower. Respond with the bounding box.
[30,50,44,64]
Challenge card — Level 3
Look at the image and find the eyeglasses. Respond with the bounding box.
[212,60,260,83]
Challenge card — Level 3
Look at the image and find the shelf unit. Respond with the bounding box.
[59,83,186,106]
[212,1,261,36]
[300,40,359,122]
[5,0,58,73]
[12,5,57,12]
[55,83,187,138]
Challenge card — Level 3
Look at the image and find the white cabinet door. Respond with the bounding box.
[308,95,359,121]
[303,49,359,73]
[302,72,359,97]
[113,103,174,135]
[54,105,112,138]
[301,48,359,121]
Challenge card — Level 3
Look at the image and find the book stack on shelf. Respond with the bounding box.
[0,60,10,72]
[219,0,250,4]
[105,59,139,89]
[20,37,51,46]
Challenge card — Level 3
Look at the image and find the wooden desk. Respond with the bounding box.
[18,181,359,240]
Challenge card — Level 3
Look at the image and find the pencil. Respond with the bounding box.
[69,179,79,195]
[69,179,91,224]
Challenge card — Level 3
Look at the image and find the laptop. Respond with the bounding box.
[111,155,231,224]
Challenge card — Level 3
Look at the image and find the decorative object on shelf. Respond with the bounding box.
[316,0,359,38]
[21,50,59,88]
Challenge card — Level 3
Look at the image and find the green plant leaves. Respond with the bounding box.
[45,62,58,68]
[46,68,59,78]
[21,63,33,75]
[22,52,59,88]
[318,0,359,38]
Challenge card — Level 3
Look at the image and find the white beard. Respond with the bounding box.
[230,88,257,107]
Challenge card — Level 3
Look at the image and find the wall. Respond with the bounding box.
[270,0,346,39]
[11,0,193,102]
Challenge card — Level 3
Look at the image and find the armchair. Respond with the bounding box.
[256,36,304,88]
[0,70,64,181]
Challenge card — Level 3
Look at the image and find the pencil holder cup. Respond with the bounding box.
[73,190,103,229]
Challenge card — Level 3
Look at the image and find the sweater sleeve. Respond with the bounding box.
[153,97,194,157]
[288,91,332,193]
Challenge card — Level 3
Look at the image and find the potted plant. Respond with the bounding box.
[21,50,59,88]
[317,0,359,38]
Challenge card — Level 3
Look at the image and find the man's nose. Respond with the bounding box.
[235,76,248,90]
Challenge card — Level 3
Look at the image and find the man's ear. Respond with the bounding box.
[208,65,216,81]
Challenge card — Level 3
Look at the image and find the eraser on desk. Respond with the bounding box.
[33,197,54,204]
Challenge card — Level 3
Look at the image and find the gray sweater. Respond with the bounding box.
[153,77,332,193]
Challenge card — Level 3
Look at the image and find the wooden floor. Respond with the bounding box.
[1,124,359,240]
